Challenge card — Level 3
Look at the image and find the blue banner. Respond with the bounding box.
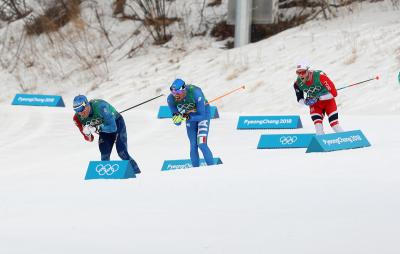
[258,133,315,149]
[11,94,65,107]
[161,158,223,171]
[237,115,303,129]
[306,130,371,153]
[85,160,136,180]
[157,106,219,119]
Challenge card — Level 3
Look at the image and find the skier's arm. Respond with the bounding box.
[294,82,305,104]
[98,102,117,133]
[187,88,207,122]
[167,94,182,126]
[167,94,180,115]
[73,114,94,142]
[319,73,337,97]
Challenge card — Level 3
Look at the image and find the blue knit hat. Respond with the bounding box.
[73,95,88,113]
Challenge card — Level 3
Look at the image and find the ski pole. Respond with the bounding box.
[337,76,379,91]
[206,85,245,105]
[119,94,164,113]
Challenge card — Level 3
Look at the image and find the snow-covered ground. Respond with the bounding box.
[1,105,400,254]
[1,1,400,253]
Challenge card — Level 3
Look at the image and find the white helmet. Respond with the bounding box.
[296,61,310,71]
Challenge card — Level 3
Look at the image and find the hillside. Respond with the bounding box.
[0,1,399,115]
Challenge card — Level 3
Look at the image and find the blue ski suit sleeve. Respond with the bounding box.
[187,87,210,122]
[167,94,180,115]
[98,101,118,133]
[167,94,182,126]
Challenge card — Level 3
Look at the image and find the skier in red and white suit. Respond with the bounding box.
[293,62,344,135]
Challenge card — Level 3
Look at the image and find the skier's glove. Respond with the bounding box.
[83,125,97,136]
[304,97,318,106]
[182,113,190,121]
[172,113,185,125]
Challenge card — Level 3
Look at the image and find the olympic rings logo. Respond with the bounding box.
[86,118,103,128]
[177,103,196,114]
[95,164,120,176]
[279,136,298,145]
[304,85,322,96]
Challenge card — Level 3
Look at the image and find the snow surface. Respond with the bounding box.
[1,1,400,253]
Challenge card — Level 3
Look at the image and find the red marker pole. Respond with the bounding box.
[206,85,246,105]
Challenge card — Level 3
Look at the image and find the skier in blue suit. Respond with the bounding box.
[167,79,215,167]
[72,95,141,174]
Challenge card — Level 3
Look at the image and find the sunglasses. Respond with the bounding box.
[296,70,307,75]
[170,84,186,95]
[172,90,185,96]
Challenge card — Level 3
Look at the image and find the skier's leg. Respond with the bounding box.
[114,116,140,174]
[314,123,325,135]
[310,102,325,135]
[99,132,117,161]
[197,119,214,166]
[325,99,344,133]
[186,122,200,167]
[332,124,344,133]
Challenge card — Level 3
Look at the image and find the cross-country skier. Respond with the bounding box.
[167,79,215,167]
[293,62,344,135]
[72,95,140,174]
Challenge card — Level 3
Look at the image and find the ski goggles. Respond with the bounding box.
[296,69,307,75]
[170,84,186,95]
[73,101,87,113]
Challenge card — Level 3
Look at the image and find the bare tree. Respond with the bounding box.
[0,0,31,22]
[24,0,81,36]
[279,0,354,19]
[116,0,179,44]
